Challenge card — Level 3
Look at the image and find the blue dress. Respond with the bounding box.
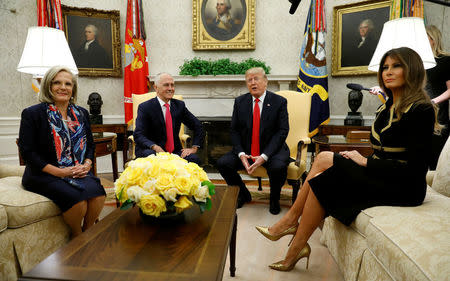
[18,103,105,212]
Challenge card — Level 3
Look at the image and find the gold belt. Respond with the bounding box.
[371,144,406,152]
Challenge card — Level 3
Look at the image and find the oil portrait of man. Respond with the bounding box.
[202,0,246,41]
[66,16,114,69]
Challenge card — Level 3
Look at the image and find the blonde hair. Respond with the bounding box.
[426,25,449,57]
[245,67,267,80]
[39,66,78,104]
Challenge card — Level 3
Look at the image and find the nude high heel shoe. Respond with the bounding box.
[269,243,311,271]
[255,225,298,242]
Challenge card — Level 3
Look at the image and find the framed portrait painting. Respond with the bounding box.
[193,0,255,50]
[62,6,122,77]
[331,0,391,76]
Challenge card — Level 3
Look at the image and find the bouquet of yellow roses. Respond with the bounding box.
[114,153,215,217]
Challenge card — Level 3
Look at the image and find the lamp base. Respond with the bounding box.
[345,112,364,126]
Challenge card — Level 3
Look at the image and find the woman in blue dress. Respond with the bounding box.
[18,66,105,238]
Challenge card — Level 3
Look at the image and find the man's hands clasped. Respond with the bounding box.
[240,154,266,175]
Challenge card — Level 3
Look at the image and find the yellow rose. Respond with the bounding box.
[126,167,143,185]
[197,169,209,182]
[114,176,130,203]
[174,196,193,213]
[174,176,192,195]
[155,174,174,192]
[146,161,160,178]
[139,194,167,217]
[160,161,177,176]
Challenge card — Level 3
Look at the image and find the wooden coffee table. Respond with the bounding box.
[20,186,239,281]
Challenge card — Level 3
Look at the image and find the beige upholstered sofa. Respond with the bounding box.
[320,138,450,281]
[0,164,70,281]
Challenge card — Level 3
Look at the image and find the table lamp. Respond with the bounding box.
[17,26,78,79]
[368,17,436,71]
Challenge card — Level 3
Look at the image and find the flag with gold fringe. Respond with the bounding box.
[296,0,329,137]
[124,0,149,126]
[391,0,424,19]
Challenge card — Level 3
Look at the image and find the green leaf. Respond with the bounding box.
[178,57,271,76]
[120,199,133,210]
[205,198,212,211]
[202,181,216,196]
[117,187,124,201]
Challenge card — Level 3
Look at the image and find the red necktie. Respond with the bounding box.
[251,98,260,156]
[164,103,174,153]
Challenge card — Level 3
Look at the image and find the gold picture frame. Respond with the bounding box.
[331,0,391,76]
[193,0,255,50]
[62,6,122,77]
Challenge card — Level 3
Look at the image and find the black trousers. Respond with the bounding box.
[216,151,289,201]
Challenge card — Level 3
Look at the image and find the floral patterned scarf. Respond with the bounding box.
[47,103,87,168]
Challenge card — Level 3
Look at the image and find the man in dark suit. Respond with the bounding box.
[342,19,377,67]
[216,67,290,214]
[73,24,112,69]
[134,73,204,164]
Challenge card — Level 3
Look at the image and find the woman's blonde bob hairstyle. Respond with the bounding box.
[39,66,78,104]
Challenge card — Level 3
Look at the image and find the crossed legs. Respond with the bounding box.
[267,151,333,266]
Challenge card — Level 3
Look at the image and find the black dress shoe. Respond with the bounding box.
[237,192,252,209]
[269,200,281,215]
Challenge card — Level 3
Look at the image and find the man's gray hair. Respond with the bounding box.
[218,0,232,9]
[154,72,173,86]
[85,24,98,36]
[360,19,374,32]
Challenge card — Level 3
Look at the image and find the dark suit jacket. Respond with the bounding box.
[18,103,94,184]
[74,40,112,69]
[134,97,204,158]
[230,91,289,159]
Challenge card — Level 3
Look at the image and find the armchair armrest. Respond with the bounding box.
[295,137,311,167]
[127,135,135,161]
[180,134,192,148]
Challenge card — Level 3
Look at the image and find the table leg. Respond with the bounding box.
[229,214,237,277]
[112,151,118,181]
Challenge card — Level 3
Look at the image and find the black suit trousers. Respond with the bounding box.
[216,151,289,201]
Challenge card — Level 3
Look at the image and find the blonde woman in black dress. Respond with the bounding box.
[256,47,438,272]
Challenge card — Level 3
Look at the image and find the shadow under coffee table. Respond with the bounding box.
[20,185,239,281]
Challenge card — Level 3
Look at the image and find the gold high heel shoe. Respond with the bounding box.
[255,224,298,242]
[269,243,311,271]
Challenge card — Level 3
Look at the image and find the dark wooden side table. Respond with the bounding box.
[91,123,128,168]
[93,132,118,181]
[312,125,373,161]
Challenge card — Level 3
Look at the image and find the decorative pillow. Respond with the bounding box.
[432,138,450,197]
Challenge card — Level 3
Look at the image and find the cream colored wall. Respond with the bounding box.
[0,0,449,164]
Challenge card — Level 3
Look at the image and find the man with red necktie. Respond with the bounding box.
[134,73,204,164]
[217,67,290,214]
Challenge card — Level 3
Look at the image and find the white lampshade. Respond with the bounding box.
[17,26,78,77]
[368,17,436,71]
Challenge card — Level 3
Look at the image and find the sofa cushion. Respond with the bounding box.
[0,177,61,228]
[432,137,450,197]
[364,188,450,281]
[0,205,7,233]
